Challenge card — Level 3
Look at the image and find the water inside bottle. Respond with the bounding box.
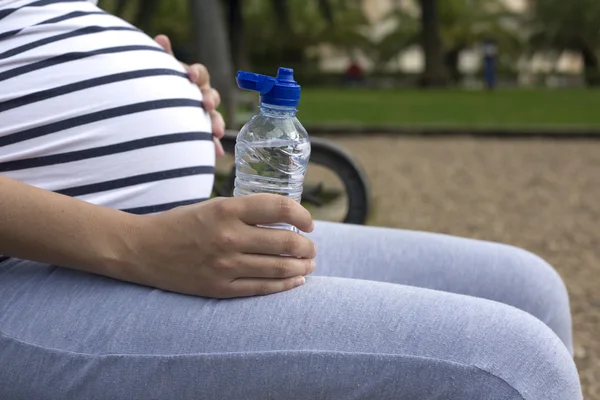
[234,138,311,232]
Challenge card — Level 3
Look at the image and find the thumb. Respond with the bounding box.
[154,34,174,56]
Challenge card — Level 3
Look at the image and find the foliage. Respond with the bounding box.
[98,0,191,47]
[528,0,600,85]
[437,0,521,49]
[242,0,369,74]
[376,0,524,80]
[373,7,420,72]
[96,0,600,86]
[529,0,600,50]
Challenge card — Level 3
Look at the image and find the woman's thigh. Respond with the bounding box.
[307,221,573,350]
[0,260,581,399]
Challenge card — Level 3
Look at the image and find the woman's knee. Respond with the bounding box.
[429,234,573,348]
[466,303,581,400]
[486,243,572,348]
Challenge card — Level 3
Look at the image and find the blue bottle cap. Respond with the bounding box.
[236,67,301,107]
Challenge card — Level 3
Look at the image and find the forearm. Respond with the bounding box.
[0,174,138,278]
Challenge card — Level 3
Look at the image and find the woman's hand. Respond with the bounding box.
[154,34,226,157]
[125,194,317,298]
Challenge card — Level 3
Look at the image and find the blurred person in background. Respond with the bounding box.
[342,56,366,86]
[482,37,498,90]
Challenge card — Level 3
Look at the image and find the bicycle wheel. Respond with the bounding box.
[216,131,371,225]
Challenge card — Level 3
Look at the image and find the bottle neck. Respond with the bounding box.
[259,103,297,118]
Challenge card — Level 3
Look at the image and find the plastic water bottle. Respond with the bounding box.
[234,67,311,232]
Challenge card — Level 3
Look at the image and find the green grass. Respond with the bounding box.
[298,88,600,129]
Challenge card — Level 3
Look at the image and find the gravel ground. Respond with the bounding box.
[319,135,600,399]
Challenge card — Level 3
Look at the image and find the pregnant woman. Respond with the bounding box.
[0,1,582,399]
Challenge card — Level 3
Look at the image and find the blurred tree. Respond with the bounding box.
[438,0,523,82]
[242,0,370,78]
[377,0,523,83]
[98,0,190,47]
[189,0,237,127]
[98,0,372,89]
[113,0,127,16]
[226,0,249,71]
[419,0,448,86]
[373,6,418,73]
[529,0,600,86]
[133,0,159,33]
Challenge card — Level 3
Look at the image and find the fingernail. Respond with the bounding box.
[310,260,316,271]
[296,277,306,287]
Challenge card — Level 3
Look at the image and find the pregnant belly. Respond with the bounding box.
[0,0,214,214]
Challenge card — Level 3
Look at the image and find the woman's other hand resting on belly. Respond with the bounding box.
[154,34,226,157]
[0,175,316,298]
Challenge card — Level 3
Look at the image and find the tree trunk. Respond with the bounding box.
[580,45,600,87]
[444,47,462,83]
[189,0,237,127]
[134,0,159,33]
[227,0,249,71]
[317,0,334,24]
[419,0,448,87]
[270,0,291,34]
[114,0,127,17]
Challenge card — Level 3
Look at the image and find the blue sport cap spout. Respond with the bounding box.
[236,67,301,107]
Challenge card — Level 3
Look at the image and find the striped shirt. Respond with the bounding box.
[0,0,215,220]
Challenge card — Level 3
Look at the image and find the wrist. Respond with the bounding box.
[90,211,147,281]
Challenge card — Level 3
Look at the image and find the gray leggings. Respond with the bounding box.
[0,221,581,399]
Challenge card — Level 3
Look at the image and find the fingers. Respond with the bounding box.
[187,63,210,90]
[238,224,317,258]
[202,88,221,112]
[181,64,225,145]
[154,35,210,91]
[228,276,305,298]
[154,35,215,101]
[186,65,199,83]
[214,137,225,157]
[154,34,206,87]
[210,110,225,138]
[203,87,221,110]
[152,36,226,155]
[227,254,315,278]
[236,194,314,233]
[154,34,173,56]
[154,34,197,83]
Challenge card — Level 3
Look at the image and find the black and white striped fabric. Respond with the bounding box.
[0,0,215,216]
